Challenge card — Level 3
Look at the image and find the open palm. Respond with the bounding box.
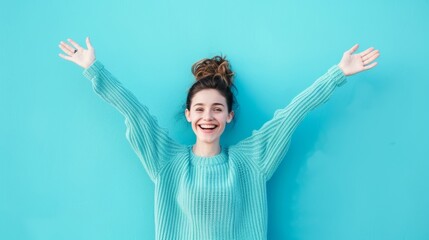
[338,44,380,76]
[58,37,96,69]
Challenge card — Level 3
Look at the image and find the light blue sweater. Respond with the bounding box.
[83,60,346,240]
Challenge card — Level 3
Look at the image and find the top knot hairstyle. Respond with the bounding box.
[186,55,237,113]
[192,55,234,87]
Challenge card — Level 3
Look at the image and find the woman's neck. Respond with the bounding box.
[192,141,221,157]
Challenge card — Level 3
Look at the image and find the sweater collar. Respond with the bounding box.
[189,145,228,166]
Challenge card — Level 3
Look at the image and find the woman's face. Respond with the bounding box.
[185,89,234,145]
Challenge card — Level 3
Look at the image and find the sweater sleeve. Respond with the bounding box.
[232,65,347,181]
[83,60,182,182]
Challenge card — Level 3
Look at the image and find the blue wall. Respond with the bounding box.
[1,0,428,239]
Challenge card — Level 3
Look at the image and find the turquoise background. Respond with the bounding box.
[1,0,428,239]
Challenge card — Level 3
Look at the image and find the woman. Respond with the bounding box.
[58,37,379,240]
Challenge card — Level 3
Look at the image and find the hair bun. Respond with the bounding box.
[191,55,234,87]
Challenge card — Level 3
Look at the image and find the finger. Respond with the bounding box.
[363,62,378,70]
[86,37,93,49]
[362,50,379,62]
[347,44,359,54]
[59,53,73,61]
[68,38,83,50]
[363,52,380,65]
[59,43,74,55]
[359,47,375,57]
[60,41,75,53]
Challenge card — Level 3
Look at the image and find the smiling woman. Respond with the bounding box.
[58,37,379,240]
[185,88,234,156]
[185,56,235,157]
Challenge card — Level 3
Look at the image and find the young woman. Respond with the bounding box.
[59,37,379,240]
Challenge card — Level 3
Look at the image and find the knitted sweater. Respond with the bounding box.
[83,60,347,240]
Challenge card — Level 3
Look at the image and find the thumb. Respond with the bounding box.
[347,44,359,54]
[86,36,93,49]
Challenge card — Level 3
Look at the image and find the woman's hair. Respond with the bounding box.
[186,55,236,113]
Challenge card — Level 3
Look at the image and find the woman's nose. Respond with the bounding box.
[203,110,213,120]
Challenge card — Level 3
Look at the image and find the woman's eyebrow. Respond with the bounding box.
[192,103,225,107]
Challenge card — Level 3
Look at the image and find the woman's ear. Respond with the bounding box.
[185,109,191,122]
[227,111,234,123]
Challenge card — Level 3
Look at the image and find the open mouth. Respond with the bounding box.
[198,124,218,131]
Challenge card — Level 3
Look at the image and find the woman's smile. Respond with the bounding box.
[185,89,234,146]
[198,123,218,132]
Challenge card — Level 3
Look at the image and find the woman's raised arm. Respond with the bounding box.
[232,44,380,182]
[58,38,183,182]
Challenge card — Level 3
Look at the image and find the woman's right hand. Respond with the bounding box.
[58,37,96,69]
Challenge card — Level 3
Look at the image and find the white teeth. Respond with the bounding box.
[199,124,217,129]
[200,124,216,128]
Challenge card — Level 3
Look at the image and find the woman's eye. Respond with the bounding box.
[195,108,203,112]
[214,108,222,112]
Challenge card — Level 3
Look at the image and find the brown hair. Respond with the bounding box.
[186,55,236,113]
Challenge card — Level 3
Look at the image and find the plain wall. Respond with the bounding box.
[1,0,428,239]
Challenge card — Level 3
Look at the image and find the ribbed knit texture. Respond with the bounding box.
[83,60,346,240]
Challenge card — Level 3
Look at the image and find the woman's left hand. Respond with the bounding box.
[338,44,380,76]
